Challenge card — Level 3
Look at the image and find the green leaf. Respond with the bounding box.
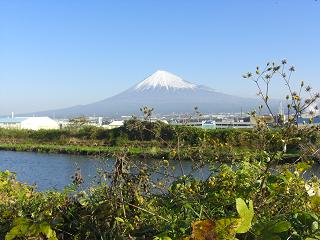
[296,162,311,173]
[236,198,254,233]
[153,234,172,240]
[5,218,30,240]
[312,221,319,232]
[269,221,291,233]
[39,222,57,239]
[5,226,23,240]
[216,218,240,239]
[115,217,125,223]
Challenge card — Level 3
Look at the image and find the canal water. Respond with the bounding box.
[0,150,319,191]
[0,150,211,191]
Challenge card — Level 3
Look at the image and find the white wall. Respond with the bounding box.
[0,123,21,129]
[21,117,59,130]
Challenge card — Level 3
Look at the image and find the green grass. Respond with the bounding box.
[0,143,301,164]
[0,143,171,159]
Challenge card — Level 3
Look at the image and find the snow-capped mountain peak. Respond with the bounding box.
[134,70,196,91]
[30,69,262,117]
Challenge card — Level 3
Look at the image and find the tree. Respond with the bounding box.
[140,106,154,122]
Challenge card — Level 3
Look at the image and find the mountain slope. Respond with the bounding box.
[31,70,265,117]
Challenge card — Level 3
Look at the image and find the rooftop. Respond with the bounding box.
[0,117,28,124]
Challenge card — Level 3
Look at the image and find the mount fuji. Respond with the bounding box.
[33,70,263,117]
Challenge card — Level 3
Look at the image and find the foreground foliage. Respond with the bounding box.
[1,156,320,240]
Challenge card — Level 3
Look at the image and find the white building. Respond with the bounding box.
[104,120,124,129]
[0,117,27,129]
[202,120,216,129]
[0,117,59,130]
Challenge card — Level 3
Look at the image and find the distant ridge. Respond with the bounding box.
[26,70,268,118]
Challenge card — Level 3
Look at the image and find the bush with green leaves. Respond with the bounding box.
[1,154,320,240]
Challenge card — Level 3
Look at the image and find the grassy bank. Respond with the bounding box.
[0,143,171,159]
[0,119,315,164]
[0,142,302,165]
[0,122,259,148]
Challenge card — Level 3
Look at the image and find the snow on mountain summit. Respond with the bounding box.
[134,70,197,91]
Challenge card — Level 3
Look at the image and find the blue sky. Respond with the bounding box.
[0,0,319,115]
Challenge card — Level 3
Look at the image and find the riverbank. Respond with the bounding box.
[0,142,301,164]
[0,143,170,159]
[0,123,314,163]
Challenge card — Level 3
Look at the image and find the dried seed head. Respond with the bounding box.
[273,65,281,72]
[305,99,311,104]
[305,86,312,92]
[289,66,295,72]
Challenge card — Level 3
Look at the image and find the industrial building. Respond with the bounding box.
[104,120,124,129]
[0,117,59,130]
